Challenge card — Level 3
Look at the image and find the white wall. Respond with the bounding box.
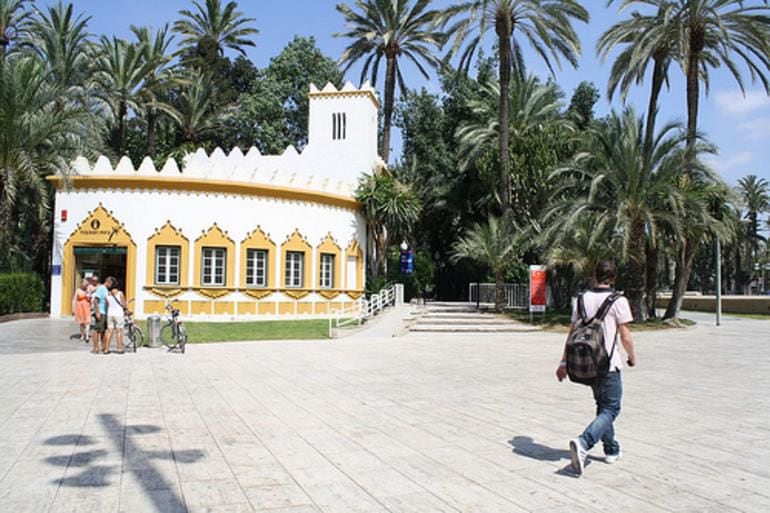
[50,189,366,319]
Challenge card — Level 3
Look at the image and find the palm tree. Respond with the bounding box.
[173,0,257,56]
[0,56,93,269]
[356,171,421,279]
[546,109,693,321]
[451,215,518,311]
[335,0,446,163]
[93,36,152,156]
[174,73,222,145]
[663,0,770,318]
[456,74,563,214]
[131,24,180,158]
[0,0,30,58]
[736,174,770,291]
[443,0,589,216]
[598,1,678,156]
[675,1,770,153]
[27,2,91,91]
[545,212,619,289]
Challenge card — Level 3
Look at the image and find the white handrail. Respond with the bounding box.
[328,284,397,337]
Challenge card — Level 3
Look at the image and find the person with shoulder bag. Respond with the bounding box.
[555,260,637,477]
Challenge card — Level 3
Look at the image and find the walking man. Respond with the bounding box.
[90,275,109,354]
[556,260,637,476]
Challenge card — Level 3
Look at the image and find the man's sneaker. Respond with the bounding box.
[569,438,587,476]
[605,442,622,464]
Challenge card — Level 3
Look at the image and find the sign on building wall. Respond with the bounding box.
[529,265,547,313]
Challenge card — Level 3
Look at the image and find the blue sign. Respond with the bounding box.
[51,265,62,276]
[400,251,414,274]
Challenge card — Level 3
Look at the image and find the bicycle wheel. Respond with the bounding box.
[179,326,187,354]
[160,324,176,349]
[129,326,144,352]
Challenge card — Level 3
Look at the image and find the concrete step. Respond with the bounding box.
[413,318,516,326]
[419,313,510,320]
[409,324,540,333]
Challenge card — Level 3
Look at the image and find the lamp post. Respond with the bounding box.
[716,238,722,327]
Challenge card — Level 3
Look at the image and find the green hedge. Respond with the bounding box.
[0,273,45,315]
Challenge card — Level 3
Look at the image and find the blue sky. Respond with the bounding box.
[58,0,770,184]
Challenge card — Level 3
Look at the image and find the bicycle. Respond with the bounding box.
[160,302,187,353]
[122,299,144,353]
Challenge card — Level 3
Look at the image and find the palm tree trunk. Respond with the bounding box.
[113,101,128,156]
[663,239,698,321]
[147,108,157,158]
[666,49,701,320]
[496,16,513,218]
[685,50,700,156]
[494,270,505,312]
[644,54,666,156]
[626,218,647,322]
[380,52,397,164]
[645,239,659,319]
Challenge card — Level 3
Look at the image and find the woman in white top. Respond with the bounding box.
[105,277,125,354]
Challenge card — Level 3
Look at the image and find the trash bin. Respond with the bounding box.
[147,315,162,348]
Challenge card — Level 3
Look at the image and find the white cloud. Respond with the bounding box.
[737,117,770,141]
[715,90,770,116]
[704,151,754,175]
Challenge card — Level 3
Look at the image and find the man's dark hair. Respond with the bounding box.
[104,276,115,288]
[594,260,617,285]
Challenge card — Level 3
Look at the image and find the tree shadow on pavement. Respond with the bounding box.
[43,414,203,511]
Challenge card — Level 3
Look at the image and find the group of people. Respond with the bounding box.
[72,274,126,354]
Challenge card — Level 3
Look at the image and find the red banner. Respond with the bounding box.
[529,265,547,313]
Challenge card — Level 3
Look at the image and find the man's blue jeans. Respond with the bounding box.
[579,371,622,455]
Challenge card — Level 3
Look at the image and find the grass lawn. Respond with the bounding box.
[509,310,695,333]
[142,319,330,343]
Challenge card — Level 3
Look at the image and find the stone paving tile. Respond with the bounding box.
[1,316,769,512]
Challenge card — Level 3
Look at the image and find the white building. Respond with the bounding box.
[48,82,381,319]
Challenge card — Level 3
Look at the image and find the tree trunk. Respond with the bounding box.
[147,108,157,159]
[644,54,666,157]
[496,16,513,218]
[380,52,397,164]
[645,240,659,319]
[625,218,647,322]
[494,270,505,312]
[685,50,700,158]
[114,101,128,156]
[663,238,699,321]
[664,48,701,320]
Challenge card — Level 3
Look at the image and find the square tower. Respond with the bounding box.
[304,82,381,184]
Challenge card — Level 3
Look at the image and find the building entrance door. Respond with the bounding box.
[73,246,127,291]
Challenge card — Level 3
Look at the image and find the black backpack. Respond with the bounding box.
[566,292,622,385]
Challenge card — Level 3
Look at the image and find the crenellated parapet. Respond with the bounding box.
[58,81,385,200]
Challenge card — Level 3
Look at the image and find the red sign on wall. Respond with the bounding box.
[529,265,547,313]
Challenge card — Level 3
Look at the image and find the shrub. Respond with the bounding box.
[0,273,45,315]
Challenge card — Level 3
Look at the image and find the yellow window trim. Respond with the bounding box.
[240,226,276,290]
[281,229,313,291]
[194,224,236,294]
[317,233,342,291]
[47,176,361,212]
[146,221,189,289]
[344,239,365,292]
[60,204,137,316]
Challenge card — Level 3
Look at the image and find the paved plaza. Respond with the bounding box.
[0,313,769,513]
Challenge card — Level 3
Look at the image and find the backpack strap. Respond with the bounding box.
[577,293,588,323]
[594,292,622,323]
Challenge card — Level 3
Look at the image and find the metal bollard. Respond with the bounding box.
[147,315,162,348]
